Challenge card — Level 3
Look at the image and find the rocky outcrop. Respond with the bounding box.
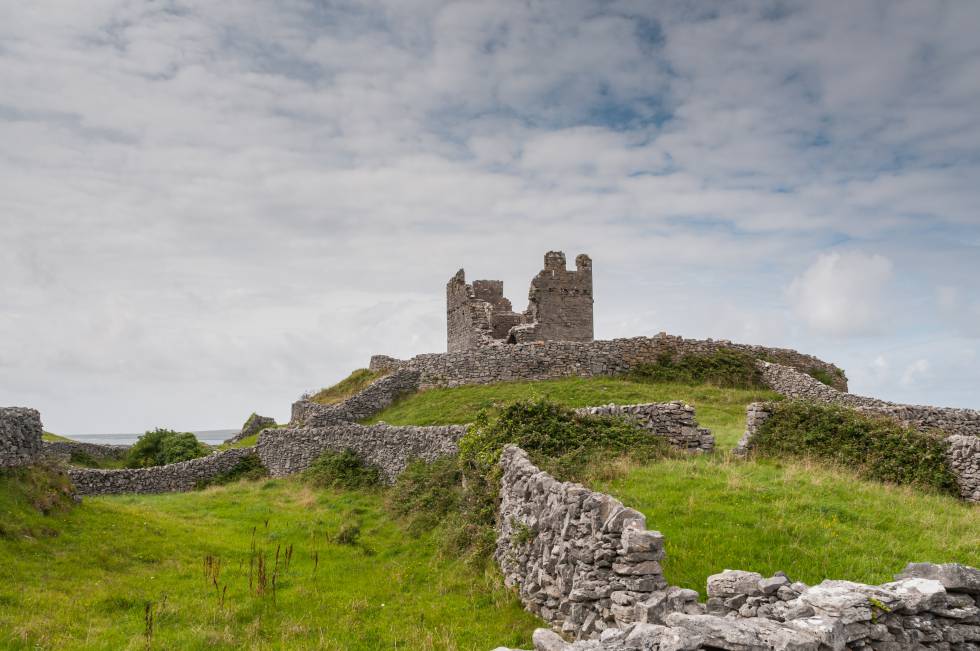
[257,423,466,483]
[69,448,255,495]
[0,407,43,468]
[224,413,277,445]
[291,368,421,426]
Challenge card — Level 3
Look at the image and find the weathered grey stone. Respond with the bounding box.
[42,439,129,464]
[291,368,421,426]
[69,448,255,495]
[224,413,276,444]
[0,407,43,468]
[898,563,980,594]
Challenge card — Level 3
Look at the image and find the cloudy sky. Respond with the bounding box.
[2,1,978,435]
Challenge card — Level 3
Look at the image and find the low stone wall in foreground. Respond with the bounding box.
[494,446,980,650]
[257,422,466,483]
[69,448,255,495]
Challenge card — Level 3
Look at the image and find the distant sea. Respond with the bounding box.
[65,429,238,446]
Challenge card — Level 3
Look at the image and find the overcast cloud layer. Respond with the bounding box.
[2,1,978,434]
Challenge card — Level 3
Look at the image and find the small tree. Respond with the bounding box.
[126,429,209,468]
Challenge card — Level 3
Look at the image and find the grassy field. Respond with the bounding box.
[368,376,780,449]
[370,376,978,592]
[596,455,980,594]
[0,475,538,650]
[4,374,977,649]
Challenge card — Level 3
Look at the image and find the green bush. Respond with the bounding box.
[752,401,958,494]
[125,429,210,468]
[302,449,381,490]
[627,350,766,389]
[394,399,669,563]
[197,454,268,488]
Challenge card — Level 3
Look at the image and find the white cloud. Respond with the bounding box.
[900,359,931,388]
[787,252,894,336]
[1,1,980,432]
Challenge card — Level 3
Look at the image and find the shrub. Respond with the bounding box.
[387,457,463,535]
[404,399,669,562]
[751,401,958,494]
[125,429,210,468]
[627,350,766,389]
[303,449,381,490]
[197,454,268,488]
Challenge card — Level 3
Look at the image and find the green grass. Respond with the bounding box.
[310,369,383,405]
[596,455,979,595]
[41,432,70,442]
[368,376,779,449]
[219,433,259,450]
[0,477,538,650]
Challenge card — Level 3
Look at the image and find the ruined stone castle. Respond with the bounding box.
[447,251,594,352]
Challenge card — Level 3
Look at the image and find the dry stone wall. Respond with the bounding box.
[575,403,713,453]
[0,407,43,468]
[291,368,421,426]
[747,362,980,502]
[758,361,980,438]
[69,448,255,495]
[494,447,980,651]
[43,440,129,463]
[374,334,847,392]
[257,422,466,483]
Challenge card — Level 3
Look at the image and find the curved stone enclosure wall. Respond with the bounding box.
[0,407,43,468]
[257,423,466,483]
[291,368,421,426]
[495,446,980,650]
[43,440,130,463]
[746,362,980,502]
[371,334,847,392]
[759,361,980,438]
[69,448,255,495]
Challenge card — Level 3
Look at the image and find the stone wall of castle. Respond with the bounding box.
[375,334,847,392]
[291,368,421,426]
[257,422,466,483]
[494,446,980,650]
[0,407,43,468]
[69,447,255,495]
[447,251,594,352]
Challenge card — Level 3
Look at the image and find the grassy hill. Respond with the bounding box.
[0,475,537,650]
[2,373,977,649]
[366,376,780,449]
